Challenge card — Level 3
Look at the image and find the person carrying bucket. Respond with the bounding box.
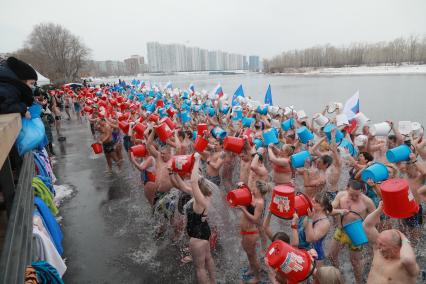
[248,147,269,196]
[95,118,121,174]
[302,153,333,199]
[235,180,272,284]
[129,149,156,205]
[268,144,294,186]
[363,201,419,284]
[290,192,332,269]
[328,180,376,284]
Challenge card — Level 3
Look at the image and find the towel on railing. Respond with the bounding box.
[34,198,63,255]
[37,175,55,196]
[32,259,65,283]
[32,177,58,216]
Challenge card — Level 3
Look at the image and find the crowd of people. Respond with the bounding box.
[2,55,425,283]
[53,79,423,284]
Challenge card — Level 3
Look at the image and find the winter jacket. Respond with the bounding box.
[0,62,34,116]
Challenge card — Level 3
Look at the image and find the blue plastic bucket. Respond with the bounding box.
[386,144,411,163]
[158,108,167,118]
[343,219,368,246]
[257,105,268,115]
[180,111,191,123]
[297,127,314,144]
[290,150,311,168]
[181,91,189,99]
[144,103,155,113]
[207,107,216,117]
[232,109,243,121]
[182,103,191,112]
[192,131,197,141]
[338,139,357,157]
[220,106,230,114]
[323,124,344,143]
[192,104,202,113]
[263,129,279,145]
[211,127,227,140]
[242,117,255,128]
[281,118,294,131]
[253,139,263,149]
[361,162,389,183]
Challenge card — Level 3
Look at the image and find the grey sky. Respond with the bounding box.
[1,0,426,61]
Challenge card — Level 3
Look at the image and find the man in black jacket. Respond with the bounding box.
[0,57,38,117]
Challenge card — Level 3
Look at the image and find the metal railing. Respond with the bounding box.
[0,152,35,284]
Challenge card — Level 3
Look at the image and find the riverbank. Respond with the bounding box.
[271,64,426,76]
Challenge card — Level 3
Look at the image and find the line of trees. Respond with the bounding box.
[14,23,91,84]
[263,35,426,73]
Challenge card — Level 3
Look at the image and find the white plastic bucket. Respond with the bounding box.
[369,122,391,136]
[354,112,370,127]
[268,105,280,115]
[398,121,412,135]
[411,122,423,138]
[284,106,293,116]
[336,113,349,126]
[271,119,281,129]
[327,102,343,113]
[297,110,307,119]
[354,135,368,147]
[313,113,329,127]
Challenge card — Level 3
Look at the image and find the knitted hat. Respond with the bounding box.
[6,57,38,81]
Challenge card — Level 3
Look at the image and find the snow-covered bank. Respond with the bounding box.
[273,64,426,76]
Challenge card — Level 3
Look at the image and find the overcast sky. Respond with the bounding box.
[1,0,426,61]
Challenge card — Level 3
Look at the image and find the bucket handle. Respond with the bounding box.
[340,210,364,228]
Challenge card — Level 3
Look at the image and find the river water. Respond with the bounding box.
[97,72,426,126]
[61,73,426,283]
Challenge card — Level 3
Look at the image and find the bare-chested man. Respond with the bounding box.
[302,155,332,199]
[97,118,119,173]
[364,201,419,284]
[268,144,293,186]
[201,139,224,187]
[396,153,426,246]
[328,179,376,284]
[239,151,252,186]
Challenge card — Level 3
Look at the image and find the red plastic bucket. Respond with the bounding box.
[269,185,295,219]
[156,100,164,108]
[223,137,244,154]
[166,107,176,117]
[83,106,93,113]
[133,123,146,136]
[171,154,195,176]
[194,136,209,152]
[380,178,419,218]
[160,117,176,130]
[294,192,313,217]
[118,121,130,134]
[130,144,147,157]
[149,113,159,122]
[197,124,209,136]
[91,143,102,154]
[242,128,254,145]
[118,112,130,121]
[266,240,315,283]
[154,123,173,142]
[227,187,252,207]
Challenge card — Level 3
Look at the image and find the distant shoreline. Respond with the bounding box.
[268,64,426,76]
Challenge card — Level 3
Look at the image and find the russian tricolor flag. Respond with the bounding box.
[140,81,145,88]
[211,84,224,98]
[343,91,360,120]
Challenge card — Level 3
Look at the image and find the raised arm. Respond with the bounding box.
[362,201,382,245]
[190,153,208,208]
[304,210,330,242]
[397,231,420,277]
[239,200,264,224]
[146,128,160,158]
[130,152,153,172]
[268,145,290,166]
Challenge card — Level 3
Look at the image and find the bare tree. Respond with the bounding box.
[15,23,90,84]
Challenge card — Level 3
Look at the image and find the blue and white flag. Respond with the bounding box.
[165,81,173,90]
[264,84,273,105]
[189,83,195,94]
[232,84,245,106]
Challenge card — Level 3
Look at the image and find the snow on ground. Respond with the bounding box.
[277,64,426,76]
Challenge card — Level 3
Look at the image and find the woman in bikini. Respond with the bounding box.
[130,150,156,205]
[238,180,272,284]
[268,144,294,186]
[291,192,332,268]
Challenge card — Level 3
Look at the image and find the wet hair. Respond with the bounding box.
[272,232,290,243]
[178,130,186,139]
[315,266,344,284]
[320,155,333,168]
[198,176,216,197]
[255,180,273,196]
[388,134,397,142]
[313,192,333,215]
[301,121,307,127]
[348,179,363,191]
[185,130,193,139]
[282,144,295,155]
[359,151,373,162]
[287,134,295,140]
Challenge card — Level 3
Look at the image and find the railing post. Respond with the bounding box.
[0,157,15,217]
